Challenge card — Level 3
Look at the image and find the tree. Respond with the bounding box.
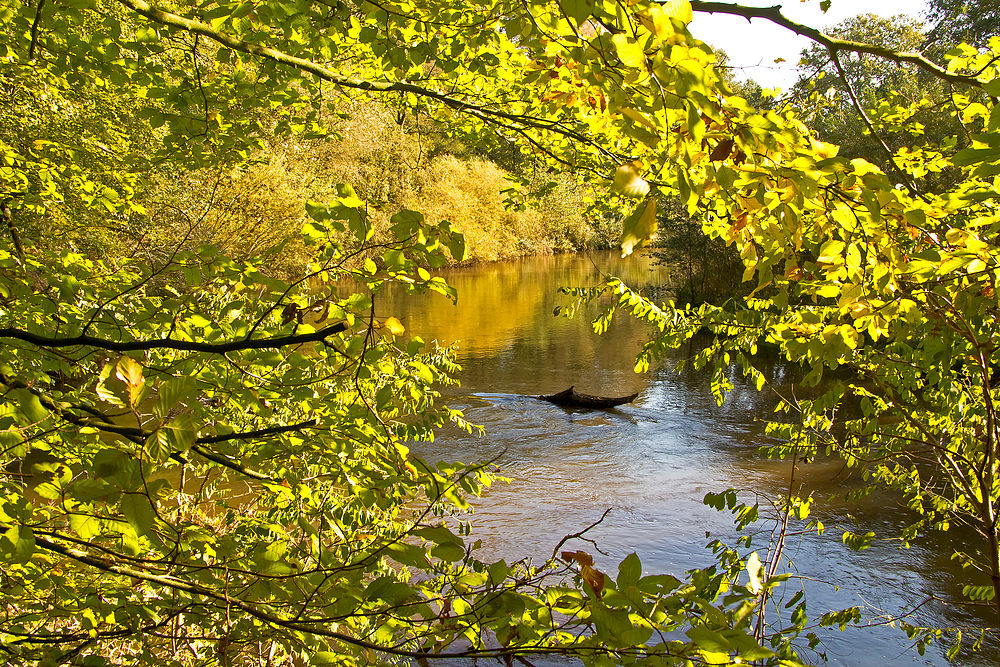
[788,14,929,170]
[569,8,1000,656]
[0,0,830,665]
[1,0,998,665]
[926,0,1000,49]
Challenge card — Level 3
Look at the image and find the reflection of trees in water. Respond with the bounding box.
[381,252,669,394]
[384,263,547,357]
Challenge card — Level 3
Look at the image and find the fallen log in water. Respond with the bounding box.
[536,386,639,409]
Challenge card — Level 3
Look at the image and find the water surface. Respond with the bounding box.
[381,251,996,666]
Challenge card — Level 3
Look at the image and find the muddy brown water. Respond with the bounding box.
[378,250,997,666]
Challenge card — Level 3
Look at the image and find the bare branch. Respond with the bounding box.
[688,1,986,89]
[28,0,46,60]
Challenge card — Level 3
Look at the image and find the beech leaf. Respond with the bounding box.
[611,33,646,69]
[612,162,650,198]
[621,198,659,257]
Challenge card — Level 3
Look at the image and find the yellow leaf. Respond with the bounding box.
[816,239,845,265]
[620,198,659,257]
[746,551,763,595]
[619,106,658,132]
[611,33,646,69]
[116,356,144,389]
[612,162,650,198]
[384,316,405,336]
[640,6,676,40]
[945,228,967,245]
[659,0,693,23]
[115,357,145,407]
[810,137,839,158]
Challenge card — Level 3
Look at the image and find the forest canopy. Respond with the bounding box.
[1,0,999,666]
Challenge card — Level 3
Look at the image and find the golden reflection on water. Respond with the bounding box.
[380,251,672,360]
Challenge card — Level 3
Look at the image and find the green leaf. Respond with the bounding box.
[687,625,732,654]
[10,388,48,423]
[153,376,197,418]
[310,652,342,666]
[444,232,467,262]
[430,542,466,562]
[617,552,642,590]
[488,560,509,585]
[561,0,594,25]
[1,525,35,563]
[121,493,156,536]
[144,430,173,463]
[70,512,102,540]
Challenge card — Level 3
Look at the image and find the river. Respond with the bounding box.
[379,250,997,666]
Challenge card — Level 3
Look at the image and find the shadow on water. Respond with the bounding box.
[385,250,997,666]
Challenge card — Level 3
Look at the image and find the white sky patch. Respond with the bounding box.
[688,0,930,91]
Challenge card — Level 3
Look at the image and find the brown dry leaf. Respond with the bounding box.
[581,565,606,594]
[710,137,734,161]
[561,550,605,595]
[561,550,594,567]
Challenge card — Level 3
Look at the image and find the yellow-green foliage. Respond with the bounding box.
[203,159,308,259]
[533,173,594,252]
[131,101,593,271]
[412,155,591,262]
[293,102,422,230]
[136,157,311,277]
[412,155,532,261]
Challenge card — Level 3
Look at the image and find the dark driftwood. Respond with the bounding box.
[536,386,639,409]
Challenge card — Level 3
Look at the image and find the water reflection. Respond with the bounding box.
[389,250,996,666]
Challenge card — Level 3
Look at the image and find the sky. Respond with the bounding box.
[687,0,930,90]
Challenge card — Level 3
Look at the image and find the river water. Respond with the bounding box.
[380,250,996,666]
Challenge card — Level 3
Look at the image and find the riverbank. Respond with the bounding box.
[115,105,610,278]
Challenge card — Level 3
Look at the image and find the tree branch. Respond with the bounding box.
[688,1,985,89]
[2,377,316,481]
[0,321,347,353]
[28,0,46,61]
[114,0,609,154]
[195,419,318,445]
[828,49,920,196]
[28,532,606,662]
[1,200,25,264]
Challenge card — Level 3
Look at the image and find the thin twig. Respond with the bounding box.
[551,508,614,560]
[828,49,921,197]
